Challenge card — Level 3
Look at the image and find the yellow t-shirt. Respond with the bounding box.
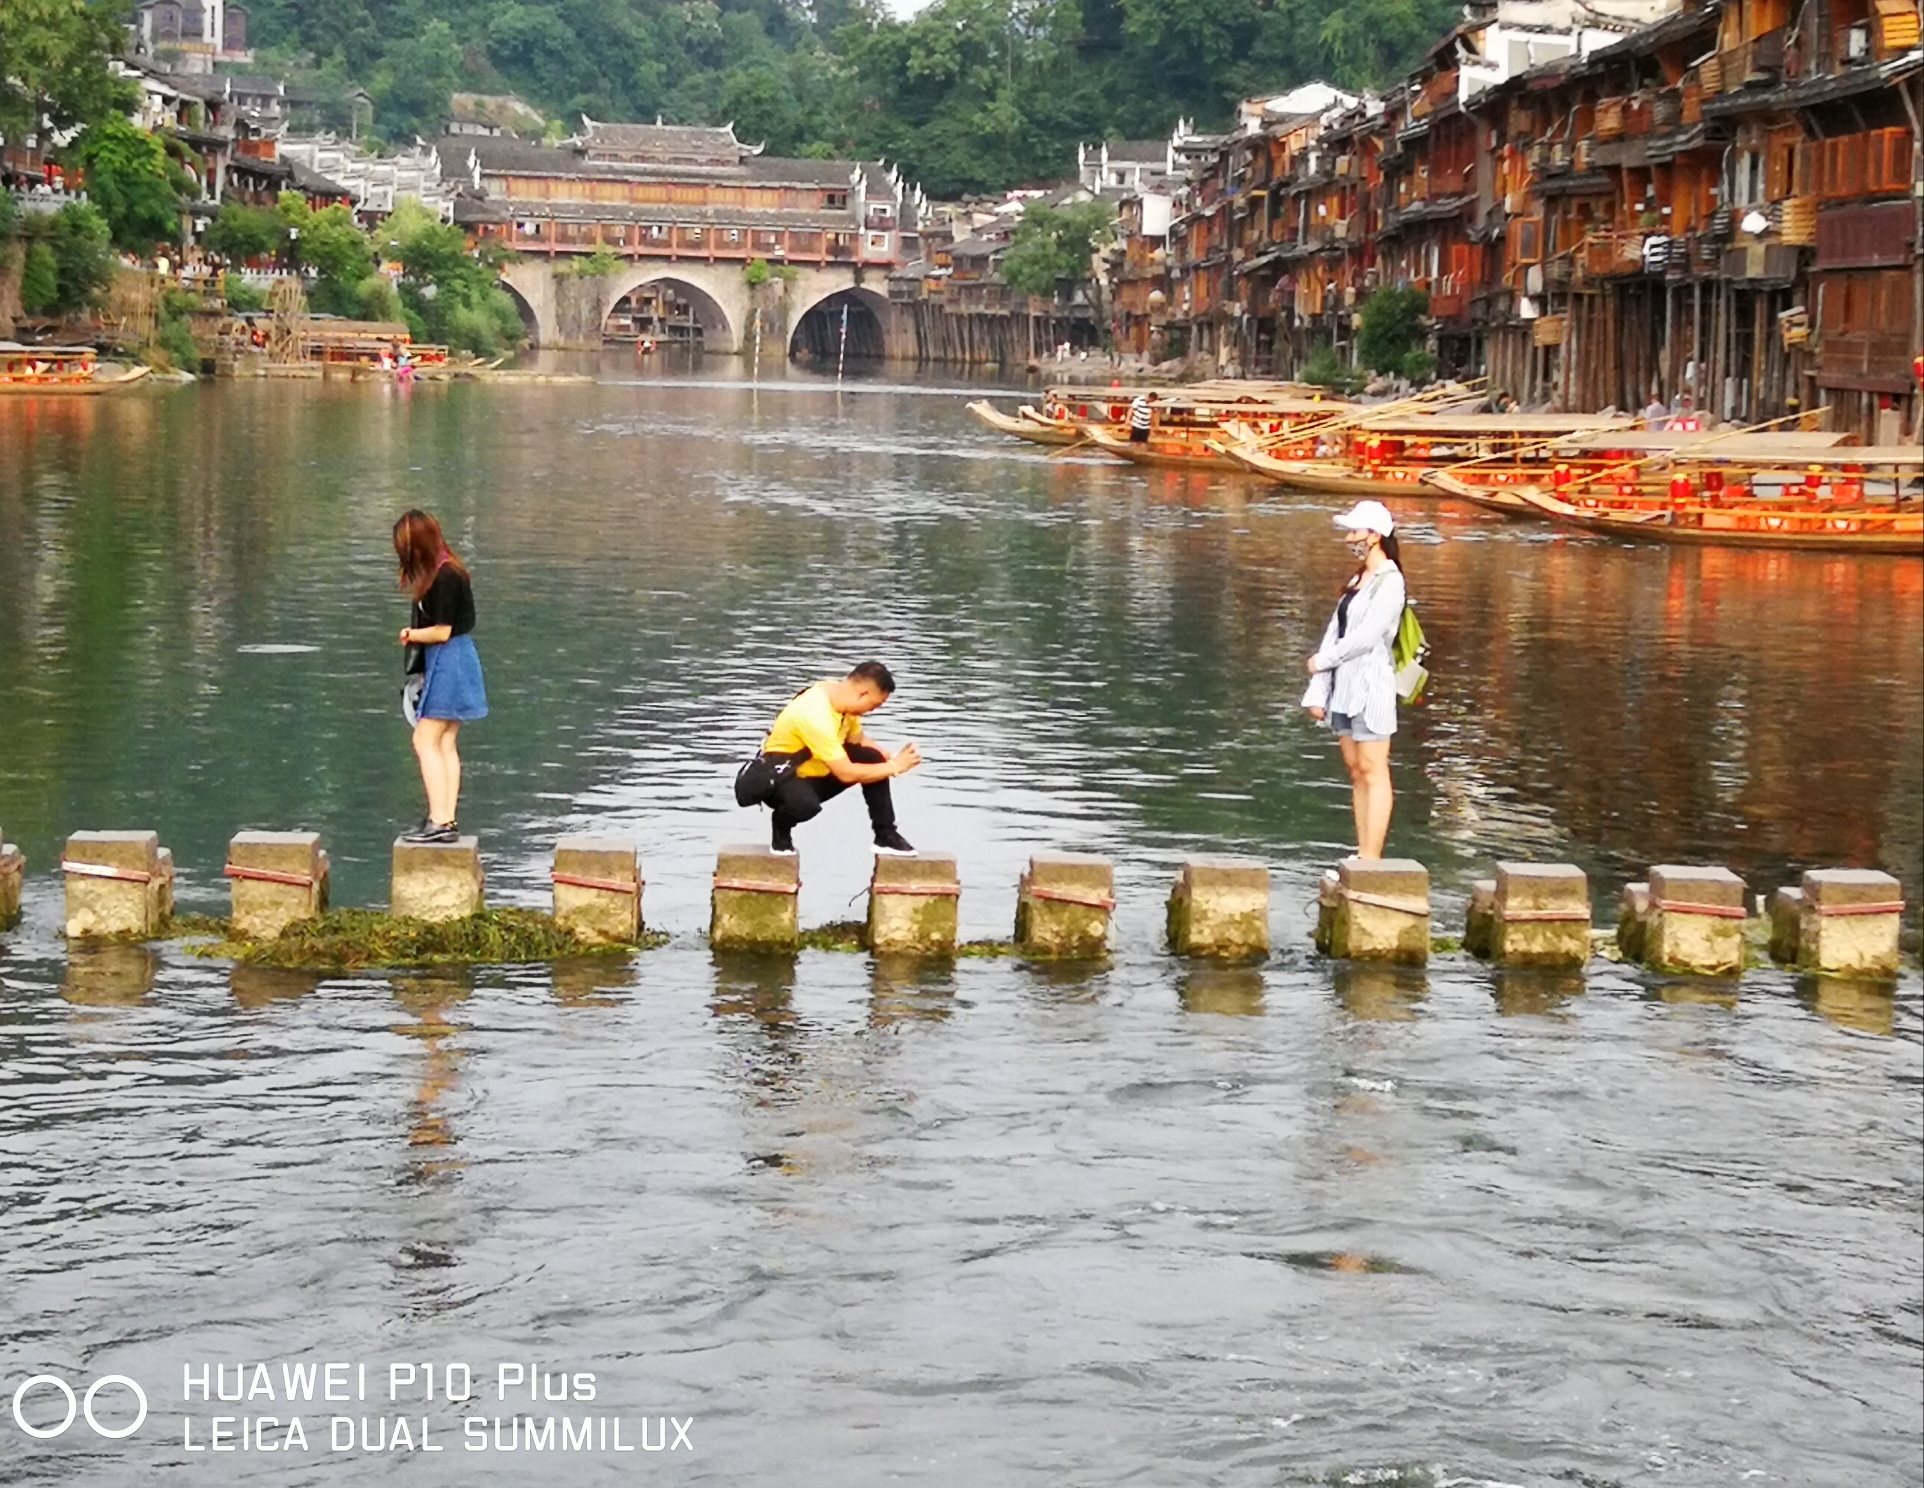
[762,682,860,778]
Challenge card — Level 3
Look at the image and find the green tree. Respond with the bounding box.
[1000,199,1116,325]
[0,0,136,147]
[277,193,374,314]
[1357,286,1431,379]
[72,117,191,253]
[17,201,116,315]
[21,242,61,314]
[377,196,524,355]
[370,18,462,139]
[204,202,286,264]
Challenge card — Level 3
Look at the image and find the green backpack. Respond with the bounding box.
[1392,601,1429,703]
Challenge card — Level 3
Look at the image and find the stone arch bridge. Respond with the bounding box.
[498,258,905,358]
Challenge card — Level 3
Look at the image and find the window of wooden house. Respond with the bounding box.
[1870,127,1910,192]
[1508,216,1543,263]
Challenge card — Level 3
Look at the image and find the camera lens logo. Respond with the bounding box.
[11,1375,148,1440]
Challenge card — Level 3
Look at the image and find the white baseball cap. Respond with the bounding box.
[1334,500,1395,537]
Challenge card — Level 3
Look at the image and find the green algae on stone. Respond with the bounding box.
[184,907,642,970]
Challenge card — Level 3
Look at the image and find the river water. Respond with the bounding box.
[1,361,1919,1486]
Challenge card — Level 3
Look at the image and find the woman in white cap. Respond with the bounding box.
[1303,500,1404,859]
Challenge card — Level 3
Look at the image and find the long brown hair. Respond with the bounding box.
[392,510,468,600]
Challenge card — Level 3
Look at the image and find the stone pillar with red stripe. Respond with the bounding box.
[551,837,644,945]
[710,844,799,950]
[1014,852,1114,959]
[225,832,329,939]
[1784,869,1904,979]
[1314,857,1429,963]
[63,830,175,939]
[1642,864,1746,976]
[867,854,960,955]
[1487,862,1592,968]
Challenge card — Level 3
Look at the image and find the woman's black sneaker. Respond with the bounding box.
[403,822,458,845]
[873,828,916,857]
[770,822,796,855]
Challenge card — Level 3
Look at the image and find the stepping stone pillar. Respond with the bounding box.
[0,828,21,931]
[1015,852,1115,959]
[1490,862,1592,968]
[390,835,484,923]
[710,844,799,950]
[1313,857,1430,964]
[1617,882,1651,962]
[551,837,644,945]
[224,831,329,939]
[1796,869,1904,979]
[1463,878,1497,959]
[866,853,960,955]
[1767,886,1805,965]
[1643,864,1746,976]
[63,831,174,939]
[1167,856,1270,959]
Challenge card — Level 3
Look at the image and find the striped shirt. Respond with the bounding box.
[1302,561,1405,738]
[1129,396,1152,431]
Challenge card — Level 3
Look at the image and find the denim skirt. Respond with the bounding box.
[419,634,488,721]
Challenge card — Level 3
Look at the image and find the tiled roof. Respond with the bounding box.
[582,119,747,165]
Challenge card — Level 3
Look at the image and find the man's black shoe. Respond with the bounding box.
[873,828,916,857]
[770,822,797,855]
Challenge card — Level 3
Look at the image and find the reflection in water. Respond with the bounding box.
[1490,966,1586,1017]
[229,964,322,1009]
[1178,965,1266,1016]
[392,974,469,1183]
[1333,962,1429,1021]
[868,954,956,1026]
[1802,976,1898,1036]
[1016,958,1108,1005]
[61,943,158,1005]
[1651,978,1742,1009]
[551,954,637,1006]
[709,950,798,1033]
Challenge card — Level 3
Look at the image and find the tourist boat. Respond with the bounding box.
[0,343,152,394]
[1423,430,1864,515]
[1082,394,1354,471]
[1217,412,1643,496]
[965,399,1080,446]
[1494,445,1923,552]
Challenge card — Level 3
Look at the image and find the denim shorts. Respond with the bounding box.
[1328,710,1393,744]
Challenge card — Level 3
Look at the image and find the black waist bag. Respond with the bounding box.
[734,750,808,807]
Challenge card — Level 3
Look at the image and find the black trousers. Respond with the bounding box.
[768,743,896,836]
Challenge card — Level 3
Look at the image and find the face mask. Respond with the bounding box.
[1345,533,1374,560]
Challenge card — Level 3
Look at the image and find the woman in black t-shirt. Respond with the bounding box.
[394,509,488,844]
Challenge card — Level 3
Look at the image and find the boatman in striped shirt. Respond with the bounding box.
[1129,392,1155,443]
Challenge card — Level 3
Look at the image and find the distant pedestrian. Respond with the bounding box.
[1303,501,1406,861]
[394,510,487,844]
[1642,393,1669,429]
[1129,392,1155,443]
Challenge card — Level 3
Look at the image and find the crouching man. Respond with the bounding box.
[745,662,922,856]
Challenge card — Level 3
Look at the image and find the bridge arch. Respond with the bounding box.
[496,278,541,347]
[601,267,744,353]
[788,284,891,362]
[601,271,738,352]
